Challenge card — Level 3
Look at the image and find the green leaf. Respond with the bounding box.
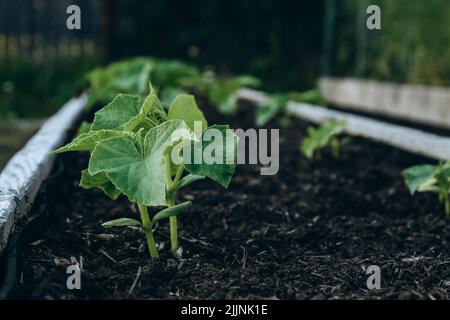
[185,125,238,188]
[234,75,261,88]
[89,120,194,206]
[301,120,346,159]
[208,76,260,115]
[80,169,121,200]
[403,165,438,194]
[218,95,238,115]
[177,174,205,189]
[160,87,185,110]
[150,60,200,89]
[123,89,167,131]
[91,94,143,131]
[256,94,288,127]
[102,218,142,228]
[152,201,192,223]
[287,89,325,105]
[51,130,134,154]
[168,94,208,132]
[86,57,154,108]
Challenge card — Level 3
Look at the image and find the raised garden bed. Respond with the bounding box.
[8,98,450,300]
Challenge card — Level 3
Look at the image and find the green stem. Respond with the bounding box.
[168,196,178,255]
[138,204,159,259]
[173,164,185,186]
[170,216,178,255]
[166,163,184,256]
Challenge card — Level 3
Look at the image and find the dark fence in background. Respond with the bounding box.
[0,0,104,118]
[103,0,325,91]
[0,0,102,62]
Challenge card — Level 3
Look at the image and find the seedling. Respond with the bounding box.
[208,76,260,114]
[53,83,237,259]
[256,94,289,127]
[301,120,348,159]
[403,161,450,215]
[255,90,324,127]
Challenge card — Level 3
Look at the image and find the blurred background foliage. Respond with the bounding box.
[1,0,450,119]
[329,0,450,85]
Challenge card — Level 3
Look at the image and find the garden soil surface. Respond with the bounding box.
[15,100,450,300]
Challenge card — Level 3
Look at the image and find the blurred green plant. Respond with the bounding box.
[403,161,450,215]
[207,76,261,115]
[86,57,202,109]
[301,120,349,159]
[336,0,450,86]
[256,89,324,127]
[86,57,262,117]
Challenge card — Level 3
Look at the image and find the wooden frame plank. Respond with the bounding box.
[0,94,87,255]
[237,88,450,160]
[318,77,450,129]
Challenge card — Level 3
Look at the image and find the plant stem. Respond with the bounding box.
[167,164,184,256]
[168,196,178,255]
[170,216,178,254]
[138,204,159,259]
[173,164,185,185]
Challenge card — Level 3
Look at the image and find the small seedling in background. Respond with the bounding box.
[403,161,450,215]
[52,82,237,259]
[255,89,325,128]
[256,94,289,127]
[301,120,348,159]
[208,76,261,115]
[85,57,261,118]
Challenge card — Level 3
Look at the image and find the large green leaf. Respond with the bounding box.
[51,130,134,154]
[168,94,208,132]
[152,201,192,223]
[80,169,121,200]
[89,120,194,206]
[403,165,438,194]
[185,125,237,188]
[91,94,143,131]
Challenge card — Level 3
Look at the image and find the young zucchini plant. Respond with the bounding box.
[403,161,450,215]
[208,76,261,115]
[255,89,325,128]
[300,120,348,159]
[52,83,238,259]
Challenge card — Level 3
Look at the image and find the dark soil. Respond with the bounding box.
[15,100,450,300]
